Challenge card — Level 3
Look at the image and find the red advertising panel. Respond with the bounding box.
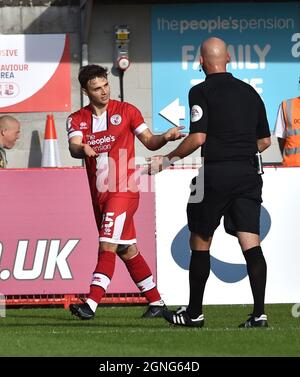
[0,168,156,295]
[0,34,71,112]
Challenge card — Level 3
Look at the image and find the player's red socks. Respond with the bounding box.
[124,252,161,303]
[88,250,116,304]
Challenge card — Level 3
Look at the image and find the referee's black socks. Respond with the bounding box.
[187,250,210,319]
[243,246,267,316]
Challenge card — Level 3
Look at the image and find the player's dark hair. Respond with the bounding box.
[78,65,108,89]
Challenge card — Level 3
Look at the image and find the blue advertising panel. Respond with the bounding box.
[152,3,300,133]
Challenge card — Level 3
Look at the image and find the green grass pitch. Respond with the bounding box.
[0,304,299,357]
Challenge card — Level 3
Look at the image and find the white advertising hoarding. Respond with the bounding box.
[156,167,300,305]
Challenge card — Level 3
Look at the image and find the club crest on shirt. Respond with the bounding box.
[110,114,122,126]
[191,105,203,122]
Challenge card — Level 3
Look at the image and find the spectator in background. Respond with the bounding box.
[147,37,271,328]
[67,64,184,320]
[0,115,21,168]
[274,96,300,166]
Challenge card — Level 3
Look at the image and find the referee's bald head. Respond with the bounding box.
[200,37,230,73]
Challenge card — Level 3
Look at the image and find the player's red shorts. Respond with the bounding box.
[93,195,139,245]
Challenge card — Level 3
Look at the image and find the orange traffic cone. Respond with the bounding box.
[41,114,61,167]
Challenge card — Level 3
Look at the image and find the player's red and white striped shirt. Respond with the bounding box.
[67,99,147,203]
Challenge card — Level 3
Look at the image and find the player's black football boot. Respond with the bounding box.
[141,304,167,318]
[69,303,95,320]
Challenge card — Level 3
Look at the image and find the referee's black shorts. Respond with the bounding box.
[187,159,263,237]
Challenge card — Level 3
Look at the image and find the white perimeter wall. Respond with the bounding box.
[156,167,300,305]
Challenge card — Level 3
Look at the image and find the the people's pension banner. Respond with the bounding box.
[152,2,300,133]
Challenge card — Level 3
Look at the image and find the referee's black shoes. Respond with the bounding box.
[162,306,204,328]
[239,314,268,328]
[69,303,95,320]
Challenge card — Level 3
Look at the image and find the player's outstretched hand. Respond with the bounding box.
[143,155,171,175]
[164,126,186,142]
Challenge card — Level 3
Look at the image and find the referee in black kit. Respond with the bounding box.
[147,37,271,328]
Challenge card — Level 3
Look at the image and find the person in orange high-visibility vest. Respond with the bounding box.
[274,97,300,166]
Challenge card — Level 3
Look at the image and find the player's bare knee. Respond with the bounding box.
[99,242,118,253]
[117,244,138,260]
